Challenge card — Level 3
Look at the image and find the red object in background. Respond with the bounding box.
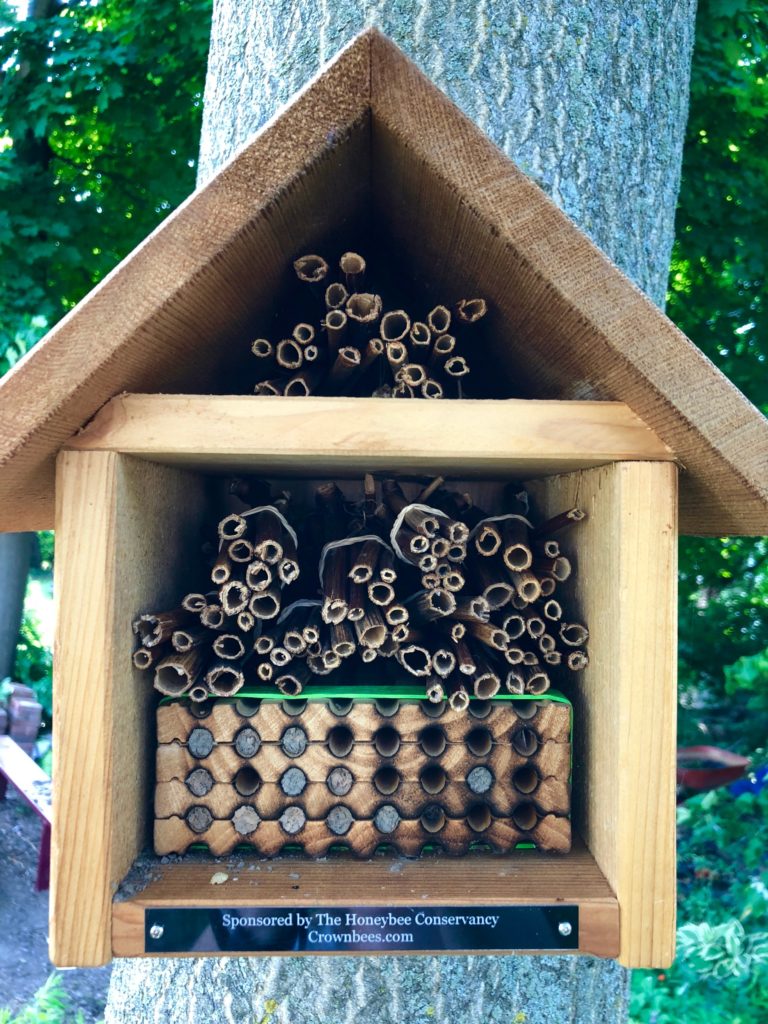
[677,745,750,803]
[8,697,42,754]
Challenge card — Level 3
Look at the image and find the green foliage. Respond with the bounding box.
[0,973,86,1024]
[631,787,768,1022]
[668,0,768,414]
[13,604,52,719]
[0,0,212,355]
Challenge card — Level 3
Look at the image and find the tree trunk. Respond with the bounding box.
[0,533,34,681]
[106,2,695,1021]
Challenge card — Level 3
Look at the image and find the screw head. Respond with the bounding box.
[149,923,164,940]
[558,921,572,937]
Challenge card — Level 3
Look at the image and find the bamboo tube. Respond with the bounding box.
[227,538,253,563]
[252,512,284,565]
[368,580,395,606]
[473,665,501,699]
[272,643,292,667]
[544,651,562,667]
[346,292,382,329]
[354,607,388,649]
[567,650,589,671]
[276,338,303,371]
[414,588,456,620]
[378,547,398,583]
[469,560,514,610]
[211,548,232,585]
[348,581,365,622]
[410,321,431,351]
[427,305,451,335]
[330,621,356,658]
[431,537,450,559]
[219,513,247,541]
[254,633,275,655]
[213,633,246,661]
[293,323,315,345]
[361,647,378,663]
[322,546,348,624]
[380,310,411,343]
[283,369,321,397]
[533,538,560,558]
[532,556,570,582]
[543,599,563,621]
[432,648,457,679]
[475,522,502,557]
[506,669,524,694]
[382,478,409,515]
[455,298,487,323]
[560,622,589,647]
[325,281,348,310]
[398,363,428,388]
[502,518,533,572]
[276,661,310,697]
[525,614,546,639]
[133,645,168,670]
[532,509,586,538]
[339,251,366,288]
[253,379,285,396]
[327,345,361,386]
[133,609,188,648]
[421,378,444,399]
[384,603,408,627]
[390,622,409,643]
[256,661,273,682]
[465,621,509,652]
[200,604,225,630]
[348,539,381,582]
[397,643,432,677]
[182,593,207,613]
[453,642,476,678]
[359,337,385,372]
[282,627,306,656]
[444,356,470,378]
[525,667,551,695]
[385,340,408,374]
[205,663,245,697]
[425,677,445,703]
[453,596,491,624]
[294,254,328,284]
[251,337,274,361]
[447,676,470,712]
[278,557,300,585]
[430,334,455,365]
[403,506,441,536]
[220,580,250,616]
[505,646,524,665]
[539,576,556,598]
[442,570,465,593]
[502,613,526,641]
[249,583,281,620]
[538,633,556,654]
[324,309,347,351]
[246,561,272,592]
[418,553,438,573]
[508,569,541,603]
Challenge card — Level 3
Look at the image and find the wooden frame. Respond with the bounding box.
[53,405,677,969]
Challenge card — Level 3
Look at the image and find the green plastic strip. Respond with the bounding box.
[160,685,572,707]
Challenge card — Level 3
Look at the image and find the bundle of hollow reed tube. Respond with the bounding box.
[132,477,588,711]
[251,251,485,398]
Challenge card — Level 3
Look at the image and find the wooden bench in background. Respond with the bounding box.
[0,735,52,890]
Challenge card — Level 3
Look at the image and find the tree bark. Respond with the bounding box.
[106,2,696,1021]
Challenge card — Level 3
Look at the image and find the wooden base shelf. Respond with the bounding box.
[112,838,618,960]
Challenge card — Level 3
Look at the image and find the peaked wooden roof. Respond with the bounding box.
[0,29,765,534]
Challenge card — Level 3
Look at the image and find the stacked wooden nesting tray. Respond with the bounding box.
[155,695,572,857]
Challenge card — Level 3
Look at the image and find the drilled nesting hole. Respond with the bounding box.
[512,802,538,831]
[420,763,447,795]
[373,765,401,795]
[419,725,447,757]
[233,766,261,797]
[466,727,493,757]
[327,725,354,758]
[466,803,492,833]
[512,765,540,795]
[374,725,401,758]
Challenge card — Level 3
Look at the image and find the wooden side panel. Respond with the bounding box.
[51,452,207,966]
[370,32,768,535]
[67,395,673,477]
[529,462,677,968]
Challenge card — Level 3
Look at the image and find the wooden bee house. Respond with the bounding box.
[0,29,766,972]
